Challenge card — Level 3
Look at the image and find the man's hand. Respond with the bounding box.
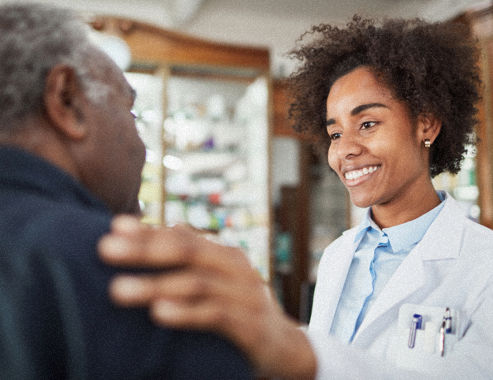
[98,215,316,380]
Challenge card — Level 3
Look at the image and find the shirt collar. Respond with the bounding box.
[353,193,446,253]
[354,208,372,243]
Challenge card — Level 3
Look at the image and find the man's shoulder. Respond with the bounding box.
[36,202,111,238]
[36,204,112,255]
[0,192,111,262]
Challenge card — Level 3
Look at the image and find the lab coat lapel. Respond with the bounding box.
[353,194,464,342]
[353,245,426,342]
[309,228,361,332]
[325,235,361,328]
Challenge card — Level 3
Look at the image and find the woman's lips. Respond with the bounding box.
[343,165,380,186]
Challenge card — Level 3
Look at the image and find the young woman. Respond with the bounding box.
[99,16,493,379]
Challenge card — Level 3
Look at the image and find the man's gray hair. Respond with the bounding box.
[0,3,109,131]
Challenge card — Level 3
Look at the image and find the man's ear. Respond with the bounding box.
[43,64,87,140]
[417,113,442,145]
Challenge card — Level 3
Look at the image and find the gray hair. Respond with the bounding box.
[0,3,110,132]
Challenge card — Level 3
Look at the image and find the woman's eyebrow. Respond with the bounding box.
[351,102,388,115]
[326,102,389,126]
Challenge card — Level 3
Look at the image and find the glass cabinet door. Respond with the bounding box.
[126,67,271,280]
[125,71,165,225]
[433,145,480,221]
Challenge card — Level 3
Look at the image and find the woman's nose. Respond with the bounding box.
[333,132,363,160]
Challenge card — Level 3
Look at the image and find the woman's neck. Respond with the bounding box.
[371,185,441,229]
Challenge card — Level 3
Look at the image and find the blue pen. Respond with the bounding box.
[408,313,422,349]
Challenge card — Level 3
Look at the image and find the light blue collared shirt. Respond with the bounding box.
[329,193,446,343]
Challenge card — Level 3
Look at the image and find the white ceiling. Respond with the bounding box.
[182,0,489,75]
[6,0,488,28]
[2,0,489,74]
[191,0,424,24]
[180,0,489,28]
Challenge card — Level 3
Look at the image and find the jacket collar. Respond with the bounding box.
[0,146,109,213]
[351,191,448,253]
[352,192,466,342]
[418,191,464,261]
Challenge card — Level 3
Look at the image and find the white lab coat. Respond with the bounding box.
[307,193,493,379]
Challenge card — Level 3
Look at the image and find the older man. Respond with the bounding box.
[0,3,252,379]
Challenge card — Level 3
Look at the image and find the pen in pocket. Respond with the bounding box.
[440,307,452,356]
[408,313,422,349]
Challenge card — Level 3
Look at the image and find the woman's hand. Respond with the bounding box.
[98,215,316,380]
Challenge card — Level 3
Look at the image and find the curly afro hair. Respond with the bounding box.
[288,15,482,177]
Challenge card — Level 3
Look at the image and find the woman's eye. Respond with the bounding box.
[329,132,342,141]
[361,121,377,129]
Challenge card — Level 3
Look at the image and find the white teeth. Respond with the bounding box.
[344,166,379,180]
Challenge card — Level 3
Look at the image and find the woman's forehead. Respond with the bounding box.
[326,68,393,112]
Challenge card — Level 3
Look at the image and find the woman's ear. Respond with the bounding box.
[417,113,442,145]
[43,64,87,140]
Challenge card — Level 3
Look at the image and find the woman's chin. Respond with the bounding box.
[349,193,373,209]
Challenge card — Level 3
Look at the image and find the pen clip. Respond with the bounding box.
[443,307,452,334]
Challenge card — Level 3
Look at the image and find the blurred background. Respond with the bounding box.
[10,0,492,322]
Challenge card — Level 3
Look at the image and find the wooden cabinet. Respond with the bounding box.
[91,16,273,279]
[273,80,297,138]
[272,79,313,320]
[455,7,493,228]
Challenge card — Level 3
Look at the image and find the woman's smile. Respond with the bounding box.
[343,165,380,185]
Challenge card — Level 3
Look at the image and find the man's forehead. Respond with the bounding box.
[89,48,130,89]
[105,68,135,102]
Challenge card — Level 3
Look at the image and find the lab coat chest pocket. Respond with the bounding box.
[389,304,461,369]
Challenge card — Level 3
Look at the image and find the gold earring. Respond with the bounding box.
[424,139,431,148]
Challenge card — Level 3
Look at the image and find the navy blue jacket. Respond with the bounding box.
[0,146,253,380]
